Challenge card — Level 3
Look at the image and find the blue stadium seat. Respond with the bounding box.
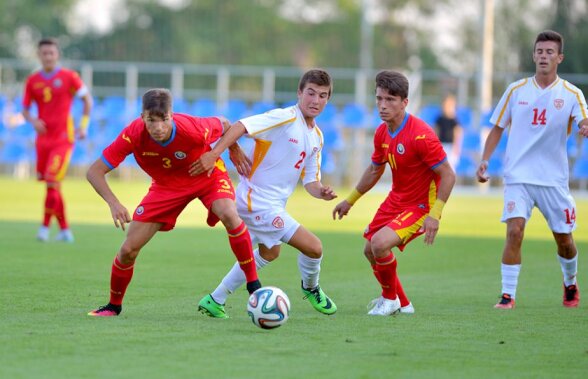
[192,98,217,117]
[0,139,30,164]
[224,99,248,121]
[173,98,191,114]
[418,104,441,127]
[70,141,94,166]
[460,132,481,154]
[455,154,477,178]
[572,158,588,180]
[250,101,275,115]
[341,103,367,129]
[487,156,504,177]
[456,106,472,130]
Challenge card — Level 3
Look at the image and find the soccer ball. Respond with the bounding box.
[247,286,290,329]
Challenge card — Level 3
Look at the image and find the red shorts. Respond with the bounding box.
[363,198,429,252]
[36,140,73,183]
[133,171,236,231]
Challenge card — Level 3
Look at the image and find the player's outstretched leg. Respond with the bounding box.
[198,294,229,319]
[301,281,337,315]
[246,279,262,294]
[88,303,122,317]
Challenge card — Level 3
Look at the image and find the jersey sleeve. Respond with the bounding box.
[240,107,296,139]
[68,70,85,95]
[490,80,525,128]
[301,128,323,185]
[416,126,447,169]
[567,82,588,124]
[101,125,135,170]
[194,116,224,145]
[370,125,387,165]
[22,77,34,108]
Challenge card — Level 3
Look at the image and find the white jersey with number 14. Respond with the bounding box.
[491,76,588,187]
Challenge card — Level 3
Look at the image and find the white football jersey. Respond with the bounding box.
[491,76,588,187]
[237,105,323,211]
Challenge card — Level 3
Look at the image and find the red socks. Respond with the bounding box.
[372,260,409,306]
[43,186,68,229]
[227,222,258,283]
[109,257,135,306]
[374,253,398,300]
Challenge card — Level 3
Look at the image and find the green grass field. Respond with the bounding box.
[0,176,587,379]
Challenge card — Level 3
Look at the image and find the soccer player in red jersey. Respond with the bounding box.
[86,88,261,317]
[333,70,456,316]
[22,38,93,243]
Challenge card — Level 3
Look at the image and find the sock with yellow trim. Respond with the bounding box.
[109,256,135,306]
[227,222,258,283]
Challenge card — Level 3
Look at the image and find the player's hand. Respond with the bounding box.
[332,200,352,220]
[419,216,440,245]
[189,152,218,177]
[476,160,490,183]
[76,128,87,140]
[320,185,338,201]
[228,145,252,176]
[109,202,131,231]
[579,124,588,138]
[32,119,47,135]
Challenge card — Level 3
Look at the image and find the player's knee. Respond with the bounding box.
[557,238,576,258]
[506,225,524,243]
[303,241,323,259]
[370,236,390,257]
[119,243,140,263]
[260,249,280,261]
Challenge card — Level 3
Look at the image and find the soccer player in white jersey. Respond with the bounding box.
[477,30,588,309]
[190,69,338,318]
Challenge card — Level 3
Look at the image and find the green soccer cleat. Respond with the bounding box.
[301,282,337,315]
[198,294,229,319]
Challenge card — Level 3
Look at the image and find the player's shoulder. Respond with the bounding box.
[560,79,583,95]
[505,77,531,93]
[264,106,297,121]
[59,67,81,78]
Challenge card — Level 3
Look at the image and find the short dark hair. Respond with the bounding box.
[535,30,564,54]
[375,70,409,99]
[142,88,173,117]
[298,69,332,98]
[38,38,59,49]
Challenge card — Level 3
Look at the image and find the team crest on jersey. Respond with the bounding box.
[554,99,564,110]
[396,143,405,155]
[53,78,62,88]
[272,216,284,229]
[507,201,516,213]
[174,151,187,159]
[136,205,145,215]
[313,147,318,153]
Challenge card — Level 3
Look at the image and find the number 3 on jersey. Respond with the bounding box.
[294,151,306,169]
[531,108,547,126]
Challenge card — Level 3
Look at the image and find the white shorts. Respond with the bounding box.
[236,186,300,248]
[502,183,577,233]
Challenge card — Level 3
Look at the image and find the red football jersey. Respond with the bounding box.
[372,113,447,209]
[23,67,84,144]
[101,113,224,188]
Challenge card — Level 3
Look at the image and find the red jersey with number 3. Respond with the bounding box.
[23,68,84,144]
[101,113,224,188]
[372,113,446,210]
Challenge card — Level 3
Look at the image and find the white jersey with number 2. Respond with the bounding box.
[490,76,588,187]
[237,104,323,212]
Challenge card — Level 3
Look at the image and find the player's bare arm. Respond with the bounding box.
[579,118,588,138]
[77,93,93,140]
[304,182,338,200]
[332,163,385,220]
[477,125,504,183]
[87,159,131,231]
[421,161,455,245]
[228,143,252,176]
[189,121,247,176]
[22,108,47,134]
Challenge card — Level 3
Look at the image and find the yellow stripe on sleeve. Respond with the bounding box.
[495,78,528,126]
[249,139,272,179]
[249,116,296,136]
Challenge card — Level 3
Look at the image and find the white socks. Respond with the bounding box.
[501,263,521,299]
[558,254,578,287]
[298,254,322,290]
[211,248,269,304]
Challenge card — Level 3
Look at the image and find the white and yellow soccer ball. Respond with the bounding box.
[247,286,291,329]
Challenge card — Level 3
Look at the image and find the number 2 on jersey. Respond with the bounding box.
[531,108,547,126]
[294,151,306,169]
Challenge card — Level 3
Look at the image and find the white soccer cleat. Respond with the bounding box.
[55,229,74,243]
[37,226,50,242]
[368,297,414,315]
[400,302,415,314]
[367,296,401,316]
